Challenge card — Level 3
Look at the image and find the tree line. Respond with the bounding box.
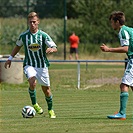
[1,0,133,44]
[0,0,77,18]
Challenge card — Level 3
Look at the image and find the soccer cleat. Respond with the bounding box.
[33,103,43,114]
[48,110,56,118]
[107,112,126,120]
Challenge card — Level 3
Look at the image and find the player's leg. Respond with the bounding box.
[42,86,56,118]
[24,65,43,114]
[119,59,133,115]
[28,77,43,114]
[69,48,73,60]
[107,83,129,120]
[75,48,79,60]
[69,54,73,60]
[107,60,132,120]
[37,67,56,118]
[107,59,133,120]
[75,53,78,60]
[119,83,129,115]
[28,76,37,105]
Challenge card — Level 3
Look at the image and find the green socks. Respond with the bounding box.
[119,92,129,115]
[45,96,53,110]
[28,88,37,105]
[29,89,53,110]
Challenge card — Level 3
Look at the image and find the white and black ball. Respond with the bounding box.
[22,106,36,118]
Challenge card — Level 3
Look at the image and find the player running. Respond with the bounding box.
[5,12,57,118]
[100,11,133,120]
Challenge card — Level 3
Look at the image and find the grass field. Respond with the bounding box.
[0,63,133,133]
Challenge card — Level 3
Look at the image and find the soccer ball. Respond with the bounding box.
[22,106,36,118]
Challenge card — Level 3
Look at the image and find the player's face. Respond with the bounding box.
[28,16,39,33]
[110,19,120,30]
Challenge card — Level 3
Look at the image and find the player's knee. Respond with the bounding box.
[28,77,36,89]
[120,83,129,92]
[29,81,36,89]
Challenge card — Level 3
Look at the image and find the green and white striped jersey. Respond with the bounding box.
[16,29,57,68]
[119,25,133,57]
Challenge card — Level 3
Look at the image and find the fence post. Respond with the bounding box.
[77,61,80,89]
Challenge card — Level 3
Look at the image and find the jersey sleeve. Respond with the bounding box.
[45,34,57,48]
[119,30,130,47]
[16,35,23,46]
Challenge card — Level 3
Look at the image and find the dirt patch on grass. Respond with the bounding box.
[88,77,121,84]
[81,77,121,89]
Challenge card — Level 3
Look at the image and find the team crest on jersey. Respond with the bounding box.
[28,43,41,52]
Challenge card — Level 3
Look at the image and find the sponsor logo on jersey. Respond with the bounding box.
[28,43,41,52]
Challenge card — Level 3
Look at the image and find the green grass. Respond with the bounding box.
[0,63,133,133]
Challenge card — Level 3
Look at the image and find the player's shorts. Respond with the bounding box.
[70,48,78,54]
[24,65,50,86]
[122,58,133,87]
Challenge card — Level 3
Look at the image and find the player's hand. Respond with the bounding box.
[46,47,57,54]
[4,60,11,69]
[100,43,110,52]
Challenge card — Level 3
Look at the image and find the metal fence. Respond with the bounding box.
[0,59,127,89]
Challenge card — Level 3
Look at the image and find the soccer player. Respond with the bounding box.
[69,32,79,60]
[4,12,57,118]
[100,11,133,120]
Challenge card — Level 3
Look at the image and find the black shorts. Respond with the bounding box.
[70,48,78,54]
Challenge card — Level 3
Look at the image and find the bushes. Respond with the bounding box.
[0,18,121,56]
[1,18,27,46]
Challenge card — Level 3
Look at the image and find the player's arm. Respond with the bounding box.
[10,45,22,57]
[45,35,57,54]
[100,43,128,53]
[4,45,22,69]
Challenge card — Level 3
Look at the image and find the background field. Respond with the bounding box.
[0,63,133,133]
[1,1,133,132]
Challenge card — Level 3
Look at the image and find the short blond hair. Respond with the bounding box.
[28,12,39,19]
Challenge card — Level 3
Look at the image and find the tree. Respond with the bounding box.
[66,0,79,19]
[0,0,35,17]
[34,0,64,18]
[71,0,133,44]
